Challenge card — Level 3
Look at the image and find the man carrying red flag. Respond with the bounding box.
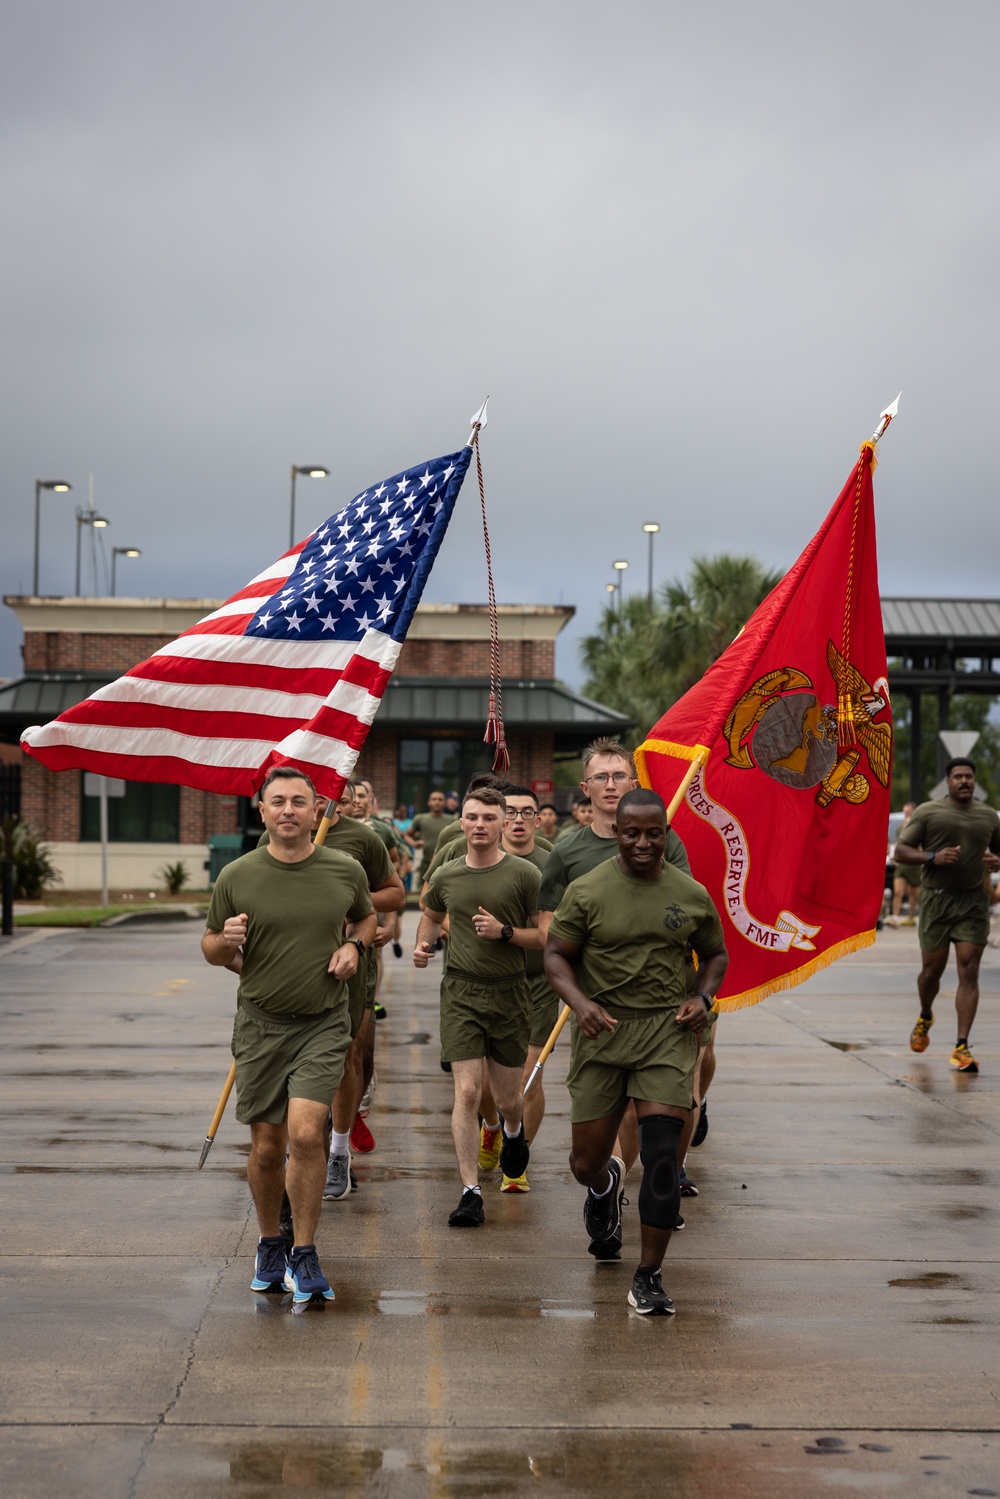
[636,436,893,1010]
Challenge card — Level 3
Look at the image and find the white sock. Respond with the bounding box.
[589,1171,614,1198]
[330,1130,351,1157]
[465,1184,482,1195]
[482,1118,500,1131]
[502,1119,521,1138]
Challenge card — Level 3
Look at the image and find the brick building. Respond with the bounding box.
[1,595,630,889]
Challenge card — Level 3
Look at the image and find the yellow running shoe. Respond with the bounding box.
[910,1013,934,1052]
[950,1042,979,1073]
[500,1173,530,1193]
[478,1121,503,1171]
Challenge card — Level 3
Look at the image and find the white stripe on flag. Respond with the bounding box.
[22,720,278,768]
[90,676,330,719]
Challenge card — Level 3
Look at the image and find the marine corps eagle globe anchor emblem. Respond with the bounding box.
[722,641,892,805]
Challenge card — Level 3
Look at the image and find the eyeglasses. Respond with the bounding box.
[504,806,537,821]
[586,772,632,785]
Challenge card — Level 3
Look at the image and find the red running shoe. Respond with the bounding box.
[350,1113,375,1153]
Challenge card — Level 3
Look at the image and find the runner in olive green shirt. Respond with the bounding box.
[545,788,728,1317]
[405,791,457,869]
[894,758,1000,1072]
[202,768,377,1305]
[414,787,542,1228]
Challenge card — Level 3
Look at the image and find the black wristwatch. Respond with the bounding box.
[499,924,514,943]
[353,938,367,956]
[926,850,935,865]
[694,991,714,1011]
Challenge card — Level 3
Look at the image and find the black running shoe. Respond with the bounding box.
[674,1214,685,1230]
[628,1266,675,1315]
[584,1155,625,1260]
[440,1059,452,1073]
[373,1002,387,1020]
[691,1099,708,1147]
[448,1188,485,1227]
[392,940,403,958]
[499,1124,530,1181]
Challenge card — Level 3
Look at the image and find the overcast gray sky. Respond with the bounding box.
[3,1,999,688]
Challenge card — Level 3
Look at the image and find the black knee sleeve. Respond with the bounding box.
[637,1114,683,1230]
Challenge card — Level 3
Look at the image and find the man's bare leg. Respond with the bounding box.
[954,941,985,1040]
[248,1121,288,1237]
[485,1058,525,1136]
[450,1059,484,1184]
[284,1098,331,1247]
[522,1045,545,1143]
[615,1101,639,1173]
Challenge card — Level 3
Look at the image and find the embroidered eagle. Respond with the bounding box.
[826,640,892,788]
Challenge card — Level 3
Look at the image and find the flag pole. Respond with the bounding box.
[524,750,708,1096]
[198,795,340,1167]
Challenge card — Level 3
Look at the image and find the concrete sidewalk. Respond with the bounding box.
[1,918,998,1499]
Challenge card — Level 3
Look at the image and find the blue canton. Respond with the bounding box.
[246,447,472,643]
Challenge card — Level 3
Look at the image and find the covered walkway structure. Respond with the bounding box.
[883,597,1000,802]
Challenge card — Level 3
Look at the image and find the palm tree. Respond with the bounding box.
[580,555,783,742]
[653,554,784,694]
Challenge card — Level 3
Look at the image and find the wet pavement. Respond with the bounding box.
[1,918,998,1499]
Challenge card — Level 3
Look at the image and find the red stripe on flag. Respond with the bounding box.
[51,698,306,741]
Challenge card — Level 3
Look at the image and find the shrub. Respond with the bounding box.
[0,816,62,900]
[156,860,190,896]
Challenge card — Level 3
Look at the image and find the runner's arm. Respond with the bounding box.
[413,905,446,967]
[543,933,618,1037]
[473,907,544,949]
[202,915,246,966]
[675,947,728,1033]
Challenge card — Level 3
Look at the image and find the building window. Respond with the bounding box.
[397,738,494,815]
[80,781,181,842]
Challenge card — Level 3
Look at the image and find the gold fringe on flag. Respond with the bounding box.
[712,929,876,1011]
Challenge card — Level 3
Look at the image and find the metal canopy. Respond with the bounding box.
[0,671,633,745]
[882,597,1000,803]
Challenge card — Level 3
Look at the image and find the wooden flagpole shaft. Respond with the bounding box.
[198,795,341,1165]
[524,750,708,1097]
[198,1063,236,1168]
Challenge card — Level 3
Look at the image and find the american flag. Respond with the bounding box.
[21,446,472,798]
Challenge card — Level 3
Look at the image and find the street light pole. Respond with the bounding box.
[642,522,660,605]
[33,480,72,595]
[289,465,330,549]
[111,547,141,596]
[612,559,628,615]
[75,509,109,595]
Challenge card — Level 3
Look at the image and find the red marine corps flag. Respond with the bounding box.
[636,401,899,1010]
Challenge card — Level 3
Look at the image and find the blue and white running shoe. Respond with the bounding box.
[284,1244,335,1303]
[250,1236,288,1293]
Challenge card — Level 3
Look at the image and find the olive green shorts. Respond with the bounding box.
[897,864,922,888]
[439,969,532,1069]
[347,950,379,1040]
[527,971,560,1049]
[919,885,990,952]
[232,997,351,1125]
[566,1005,699,1123]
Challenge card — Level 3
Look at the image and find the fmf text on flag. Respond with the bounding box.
[21,447,472,798]
[636,443,891,1010]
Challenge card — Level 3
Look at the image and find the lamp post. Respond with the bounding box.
[111,547,141,596]
[75,510,109,595]
[612,559,628,614]
[289,465,329,549]
[33,481,72,595]
[642,522,660,604]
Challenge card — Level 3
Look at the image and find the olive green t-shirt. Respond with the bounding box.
[424,855,541,982]
[898,799,1000,892]
[549,858,724,1015]
[258,817,394,892]
[206,845,372,1016]
[538,823,691,911]
[409,811,457,862]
